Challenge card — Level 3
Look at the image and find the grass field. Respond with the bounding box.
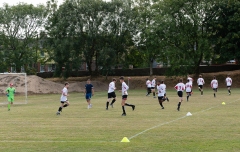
[0,88,240,152]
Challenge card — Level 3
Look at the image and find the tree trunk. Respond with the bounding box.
[149,59,153,76]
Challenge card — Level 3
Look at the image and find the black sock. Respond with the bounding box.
[58,107,62,112]
[63,104,68,107]
[178,102,181,108]
[122,106,126,114]
[187,96,189,101]
[228,90,230,93]
[214,93,216,97]
[201,91,203,95]
[160,102,163,107]
[125,103,132,106]
[229,90,231,93]
[153,92,155,96]
[111,99,116,105]
[106,102,109,108]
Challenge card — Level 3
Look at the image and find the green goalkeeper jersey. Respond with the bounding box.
[6,87,16,97]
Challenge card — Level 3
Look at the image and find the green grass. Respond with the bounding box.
[0,88,240,152]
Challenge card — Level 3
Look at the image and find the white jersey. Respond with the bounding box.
[162,84,166,92]
[197,78,205,85]
[122,82,129,95]
[185,82,192,92]
[108,82,115,93]
[211,80,218,89]
[60,87,68,101]
[175,83,185,92]
[187,77,193,85]
[146,80,152,88]
[157,84,165,96]
[151,79,156,87]
[226,77,232,86]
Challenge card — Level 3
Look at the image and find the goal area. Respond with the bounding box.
[0,73,27,105]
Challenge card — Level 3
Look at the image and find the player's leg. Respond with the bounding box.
[152,88,156,98]
[201,86,203,95]
[228,86,231,95]
[7,97,12,111]
[177,92,183,111]
[164,93,169,102]
[146,88,151,96]
[106,93,111,110]
[158,97,164,109]
[121,97,127,116]
[57,102,64,115]
[86,93,92,109]
[186,92,190,101]
[63,100,70,107]
[213,89,216,97]
[110,92,116,107]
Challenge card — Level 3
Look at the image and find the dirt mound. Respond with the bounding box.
[0,75,108,94]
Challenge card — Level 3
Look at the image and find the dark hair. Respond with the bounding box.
[119,76,124,80]
[179,78,183,82]
[161,80,164,84]
[199,75,202,78]
[112,78,116,81]
[146,78,149,80]
[65,82,69,86]
[187,79,189,82]
[213,76,216,79]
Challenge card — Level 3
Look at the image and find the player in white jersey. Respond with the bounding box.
[174,79,185,111]
[225,75,232,95]
[157,81,166,109]
[185,79,192,101]
[187,75,194,85]
[197,75,205,95]
[211,76,218,97]
[106,78,117,110]
[151,77,157,98]
[146,78,152,96]
[119,76,135,116]
[56,83,70,115]
[161,81,169,102]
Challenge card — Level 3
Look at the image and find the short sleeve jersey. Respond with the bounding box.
[175,83,185,92]
[85,84,94,93]
[226,77,232,86]
[157,84,165,97]
[187,77,193,85]
[60,87,68,101]
[211,80,218,88]
[6,87,15,97]
[108,82,115,93]
[146,80,152,88]
[122,82,129,95]
[185,82,192,92]
[151,79,156,87]
[197,78,205,85]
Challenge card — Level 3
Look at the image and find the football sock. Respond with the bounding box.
[228,90,230,93]
[159,102,163,107]
[153,92,155,96]
[58,107,62,112]
[111,99,116,105]
[106,102,109,108]
[122,106,126,114]
[178,102,181,108]
[8,104,10,110]
[63,104,68,107]
[125,103,132,106]
[201,91,203,95]
[187,95,189,101]
[214,93,216,97]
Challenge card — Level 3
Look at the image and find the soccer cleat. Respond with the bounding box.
[177,107,180,111]
[106,108,108,110]
[132,105,135,111]
[166,97,169,102]
[162,107,164,109]
[122,113,126,116]
[56,111,60,115]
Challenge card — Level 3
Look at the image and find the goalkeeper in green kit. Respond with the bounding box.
[6,83,15,111]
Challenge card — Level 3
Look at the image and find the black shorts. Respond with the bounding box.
[213,88,218,92]
[147,88,152,92]
[227,86,231,88]
[122,95,128,100]
[198,85,203,89]
[151,87,155,89]
[186,92,191,94]
[158,96,164,100]
[108,92,116,98]
[60,100,68,103]
[177,91,183,97]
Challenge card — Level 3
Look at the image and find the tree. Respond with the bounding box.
[0,3,47,73]
[208,0,240,64]
[154,0,216,75]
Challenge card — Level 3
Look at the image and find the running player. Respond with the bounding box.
[85,79,94,109]
[6,83,16,111]
[146,78,152,96]
[151,77,156,98]
[187,75,193,94]
[119,76,135,116]
[56,82,70,115]
[197,75,205,95]
[157,80,165,109]
[161,81,169,102]
[174,79,185,111]
[211,76,218,98]
[185,79,192,101]
[225,75,232,95]
[106,78,117,110]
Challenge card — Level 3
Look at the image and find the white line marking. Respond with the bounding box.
[129,98,240,140]
[0,140,118,143]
